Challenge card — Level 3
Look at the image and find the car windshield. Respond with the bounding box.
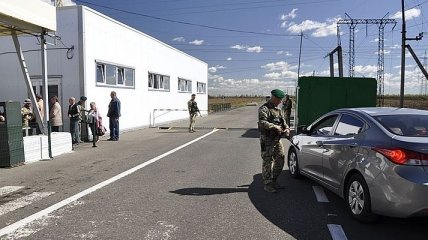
[374,114,428,137]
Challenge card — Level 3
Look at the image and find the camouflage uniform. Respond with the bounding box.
[188,100,199,132]
[258,101,288,186]
[21,107,33,128]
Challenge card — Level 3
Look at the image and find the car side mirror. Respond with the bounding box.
[297,125,310,135]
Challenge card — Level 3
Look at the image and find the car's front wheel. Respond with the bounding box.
[345,174,378,222]
[287,148,300,178]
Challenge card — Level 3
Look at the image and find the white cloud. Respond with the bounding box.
[391,8,421,20]
[189,39,204,45]
[246,46,263,53]
[353,65,377,77]
[230,45,263,53]
[209,76,296,96]
[287,16,340,37]
[281,8,298,20]
[41,0,76,5]
[276,51,293,56]
[208,65,226,73]
[264,71,298,80]
[261,61,298,72]
[374,50,391,55]
[172,37,186,42]
[227,57,232,61]
[230,45,247,50]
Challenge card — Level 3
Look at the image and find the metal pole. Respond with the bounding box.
[41,30,52,159]
[295,32,303,129]
[400,0,406,108]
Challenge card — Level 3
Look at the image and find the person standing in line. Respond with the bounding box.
[21,99,33,136]
[31,94,44,135]
[258,89,290,193]
[107,91,121,141]
[77,96,87,142]
[68,97,81,144]
[49,96,62,132]
[187,94,200,133]
[88,102,101,142]
[282,94,293,128]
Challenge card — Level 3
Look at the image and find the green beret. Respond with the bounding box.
[271,89,285,99]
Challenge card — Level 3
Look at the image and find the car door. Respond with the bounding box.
[321,113,365,191]
[299,114,339,180]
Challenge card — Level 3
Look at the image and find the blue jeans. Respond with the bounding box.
[109,117,119,140]
[70,119,79,143]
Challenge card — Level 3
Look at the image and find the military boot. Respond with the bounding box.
[272,181,285,190]
[264,183,277,193]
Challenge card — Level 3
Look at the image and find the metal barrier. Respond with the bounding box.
[209,103,232,112]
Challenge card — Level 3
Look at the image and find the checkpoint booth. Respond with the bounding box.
[0,0,72,165]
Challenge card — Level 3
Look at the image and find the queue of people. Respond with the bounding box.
[18,91,119,146]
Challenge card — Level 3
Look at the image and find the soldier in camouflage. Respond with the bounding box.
[188,94,200,133]
[258,89,290,193]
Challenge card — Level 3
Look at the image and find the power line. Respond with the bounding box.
[74,0,300,37]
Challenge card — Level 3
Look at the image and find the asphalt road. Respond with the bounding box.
[0,105,428,239]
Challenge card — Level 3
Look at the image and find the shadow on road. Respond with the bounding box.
[170,187,248,196]
[241,128,259,138]
[247,171,331,240]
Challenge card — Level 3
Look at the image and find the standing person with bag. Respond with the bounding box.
[107,91,121,141]
[88,102,101,142]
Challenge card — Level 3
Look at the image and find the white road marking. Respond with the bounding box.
[327,224,348,240]
[0,186,24,197]
[0,129,219,237]
[312,186,329,203]
[0,192,54,217]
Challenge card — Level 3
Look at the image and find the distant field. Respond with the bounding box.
[208,95,428,111]
[383,95,428,110]
[208,96,265,109]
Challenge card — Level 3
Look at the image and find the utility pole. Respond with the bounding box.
[400,0,406,107]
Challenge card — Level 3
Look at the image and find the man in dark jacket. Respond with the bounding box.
[107,91,121,141]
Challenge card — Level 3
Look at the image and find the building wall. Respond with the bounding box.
[81,6,208,130]
[0,5,208,132]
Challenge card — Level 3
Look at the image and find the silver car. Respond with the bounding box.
[287,107,428,222]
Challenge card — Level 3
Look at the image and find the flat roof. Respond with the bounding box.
[0,0,56,36]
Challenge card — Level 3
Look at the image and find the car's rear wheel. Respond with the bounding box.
[345,174,378,222]
[287,148,300,178]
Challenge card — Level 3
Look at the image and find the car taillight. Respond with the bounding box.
[373,148,428,165]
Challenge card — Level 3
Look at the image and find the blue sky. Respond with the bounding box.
[58,0,428,96]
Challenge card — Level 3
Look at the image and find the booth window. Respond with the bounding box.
[148,72,170,91]
[178,78,192,93]
[95,61,135,88]
[197,82,206,94]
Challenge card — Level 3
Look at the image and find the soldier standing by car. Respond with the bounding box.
[282,94,292,128]
[258,89,290,193]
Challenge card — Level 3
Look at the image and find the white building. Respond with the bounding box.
[0,5,208,131]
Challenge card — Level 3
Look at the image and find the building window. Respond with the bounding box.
[96,64,105,83]
[178,78,192,92]
[95,61,135,88]
[197,82,206,94]
[148,72,170,91]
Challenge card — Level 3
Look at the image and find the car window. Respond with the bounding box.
[334,114,364,136]
[311,115,338,136]
[374,115,428,137]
